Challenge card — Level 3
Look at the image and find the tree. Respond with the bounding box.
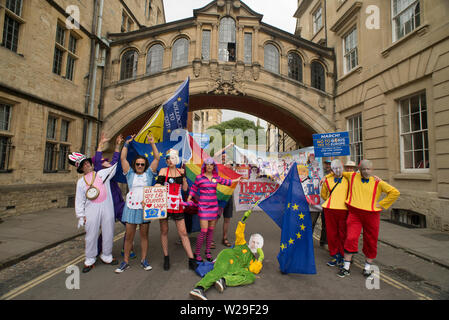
[206,117,266,151]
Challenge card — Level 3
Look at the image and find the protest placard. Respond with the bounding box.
[142,186,168,221]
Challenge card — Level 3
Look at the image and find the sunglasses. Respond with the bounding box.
[136,163,146,167]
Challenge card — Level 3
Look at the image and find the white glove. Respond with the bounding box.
[77,217,85,229]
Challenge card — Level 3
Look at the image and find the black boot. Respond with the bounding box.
[189,258,198,271]
[163,255,170,271]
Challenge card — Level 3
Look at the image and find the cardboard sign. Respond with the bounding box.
[235,178,279,211]
[142,186,168,221]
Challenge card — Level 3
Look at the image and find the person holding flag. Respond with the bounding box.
[189,206,264,300]
[259,162,316,275]
[115,133,160,273]
[186,158,241,263]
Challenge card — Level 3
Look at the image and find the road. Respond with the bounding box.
[1,210,448,304]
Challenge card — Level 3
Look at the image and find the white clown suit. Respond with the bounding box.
[75,163,117,267]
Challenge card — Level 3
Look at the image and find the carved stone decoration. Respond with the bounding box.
[252,63,260,81]
[318,97,326,110]
[115,87,124,101]
[193,59,201,77]
[207,64,245,96]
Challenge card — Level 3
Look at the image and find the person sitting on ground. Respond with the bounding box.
[189,208,264,300]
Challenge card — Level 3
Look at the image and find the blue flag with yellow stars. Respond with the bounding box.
[259,162,316,274]
[112,131,189,184]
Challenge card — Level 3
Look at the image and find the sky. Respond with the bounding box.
[163,0,298,129]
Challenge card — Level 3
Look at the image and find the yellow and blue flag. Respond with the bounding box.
[134,77,189,143]
[259,162,316,274]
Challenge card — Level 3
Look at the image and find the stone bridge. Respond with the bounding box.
[101,0,336,147]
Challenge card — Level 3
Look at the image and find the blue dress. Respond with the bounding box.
[121,168,155,224]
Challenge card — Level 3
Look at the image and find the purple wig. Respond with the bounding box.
[201,157,219,176]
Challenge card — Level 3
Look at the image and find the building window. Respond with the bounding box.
[120,50,138,80]
[0,103,11,131]
[347,113,363,166]
[399,92,429,170]
[145,0,152,20]
[392,0,420,42]
[201,30,211,61]
[244,33,252,64]
[311,61,325,91]
[288,52,303,82]
[0,103,13,172]
[52,24,79,81]
[2,0,25,53]
[146,44,163,74]
[343,27,358,73]
[44,115,71,172]
[312,6,323,35]
[264,44,279,74]
[121,10,134,32]
[172,38,189,68]
[218,17,236,62]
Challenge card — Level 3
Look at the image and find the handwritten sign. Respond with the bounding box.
[235,178,279,211]
[143,186,168,221]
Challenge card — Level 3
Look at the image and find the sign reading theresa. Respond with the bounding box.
[313,132,350,157]
[143,186,168,221]
[235,178,279,212]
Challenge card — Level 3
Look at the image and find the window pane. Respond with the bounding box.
[53,47,64,75]
[403,151,413,169]
[400,99,409,116]
[413,132,423,150]
[414,150,424,169]
[411,113,421,131]
[244,33,252,64]
[172,38,189,68]
[147,44,164,74]
[56,25,65,46]
[6,0,23,16]
[66,55,75,81]
[0,136,11,170]
[47,116,57,139]
[423,131,428,149]
[400,116,410,133]
[44,143,56,171]
[264,44,279,74]
[120,50,138,80]
[219,17,236,62]
[421,110,427,130]
[201,30,211,61]
[403,134,412,151]
[58,145,69,170]
[60,120,69,142]
[424,150,429,168]
[288,53,302,82]
[311,61,325,91]
[0,104,11,131]
[68,35,77,54]
[2,15,20,52]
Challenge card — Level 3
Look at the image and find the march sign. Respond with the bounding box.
[143,186,168,221]
[313,132,350,157]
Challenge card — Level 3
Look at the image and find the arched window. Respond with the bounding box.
[172,38,189,68]
[120,50,138,80]
[219,17,236,62]
[146,44,164,74]
[311,61,325,91]
[264,44,279,74]
[288,52,303,82]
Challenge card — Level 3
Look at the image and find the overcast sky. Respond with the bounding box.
[163,0,298,129]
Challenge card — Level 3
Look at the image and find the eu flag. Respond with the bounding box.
[259,162,316,274]
[162,77,189,141]
[113,131,190,184]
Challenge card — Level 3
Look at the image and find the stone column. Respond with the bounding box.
[253,26,260,64]
[211,22,219,61]
[237,24,244,63]
[195,22,202,60]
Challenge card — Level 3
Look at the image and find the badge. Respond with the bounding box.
[212,178,217,183]
[168,178,174,184]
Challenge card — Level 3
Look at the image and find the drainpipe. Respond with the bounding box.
[86,0,104,156]
[81,0,98,154]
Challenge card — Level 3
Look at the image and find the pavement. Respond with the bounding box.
[1,207,449,272]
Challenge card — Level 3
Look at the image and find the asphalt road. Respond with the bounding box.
[2,209,448,304]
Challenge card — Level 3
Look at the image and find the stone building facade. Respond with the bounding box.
[295,0,449,231]
[0,0,165,218]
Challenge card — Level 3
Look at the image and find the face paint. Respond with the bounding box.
[360,160,373,179]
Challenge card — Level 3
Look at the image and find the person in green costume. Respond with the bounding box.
[189,208,265,300]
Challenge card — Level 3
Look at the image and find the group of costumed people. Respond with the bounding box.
[69,131,400,300]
